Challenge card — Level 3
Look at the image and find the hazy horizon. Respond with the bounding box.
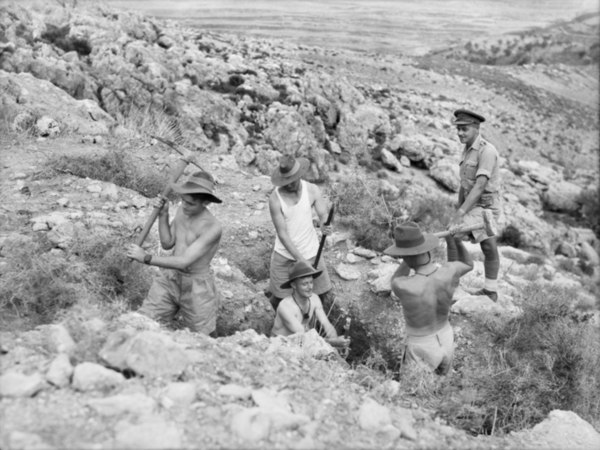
[104,0,599,55]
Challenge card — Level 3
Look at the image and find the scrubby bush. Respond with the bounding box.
[0,240,87,324]
[70,234,151,310]
[47,149,165,198]
[331,175,455,251]
[577,188,600,238]
[436,283,600,435]
[41,23,92,56]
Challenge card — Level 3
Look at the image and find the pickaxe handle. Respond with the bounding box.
[434,222,485,239]
[135,158,188,247]
[434,209,496,239]
[313,204,335,269]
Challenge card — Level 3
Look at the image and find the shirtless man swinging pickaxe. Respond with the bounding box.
[126,137,223,336]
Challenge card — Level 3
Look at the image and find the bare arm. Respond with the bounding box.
[445,235,473,278]
[279,302,306,335]
[155,197,175,250]
[309,183,330,231]
[127,220,222,271]
[313,298,337,339]
[269,192,307,262]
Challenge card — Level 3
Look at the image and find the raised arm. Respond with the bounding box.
[155,197,175,250]
[128,220,222,271]
[309,183,330,231]
[445,235,473,278]
[269,191,306,262]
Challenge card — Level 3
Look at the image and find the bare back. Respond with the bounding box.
[171,207,221,274]
[391,262,463,336]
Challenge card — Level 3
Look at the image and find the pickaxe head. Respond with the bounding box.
[481,209,497,238]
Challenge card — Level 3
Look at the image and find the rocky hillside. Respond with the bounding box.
[0,1,599,449]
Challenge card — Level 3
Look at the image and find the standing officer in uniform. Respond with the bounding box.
[448,109,502,301]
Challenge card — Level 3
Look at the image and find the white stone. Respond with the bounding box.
[99,330,190,378]
[43,323,76,355]
[0,371,47,397]
[357,397,392,430]
[114,417,182,450]
[230,408,271,442]
[218,384,253,400]
[46,353,73,388]
[335,263,361,281]
[513,410,600,449]
[160,382,197,408]
[88,393,156,416]
[72,362,125,391]
[353,247,378,259]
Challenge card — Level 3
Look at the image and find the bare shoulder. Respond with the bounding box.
[268,189,281,207]
[391,275,413,295]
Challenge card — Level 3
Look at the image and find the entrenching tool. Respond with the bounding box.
[434,209,497,239]
[313,204,335,270]
[134,136,205,247]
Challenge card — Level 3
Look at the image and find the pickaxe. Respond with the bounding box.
[434,209,497,239]
[135,136,205,247]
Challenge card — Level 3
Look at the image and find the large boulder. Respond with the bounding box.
[429,158,460,192]
[540,180,583,213]
[99,330,191,378]
[0,70,114,135]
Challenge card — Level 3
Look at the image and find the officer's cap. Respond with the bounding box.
[453,109,486,125]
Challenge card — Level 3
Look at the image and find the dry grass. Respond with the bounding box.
[45,149,166,198]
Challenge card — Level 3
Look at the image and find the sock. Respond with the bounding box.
[484,277,498,292]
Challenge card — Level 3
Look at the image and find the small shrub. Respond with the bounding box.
[499,224,523,248]
[70,233,152,310]
[47,149,165,198]
[438,283,600,435]
[41,23,92,56]
[577,188,600,238]
[331,176,401,251]
[0,240,87,324]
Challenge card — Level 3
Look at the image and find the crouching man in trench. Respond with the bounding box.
[127,171,222,336]
[271,260,349,350]
[384,222,473,375]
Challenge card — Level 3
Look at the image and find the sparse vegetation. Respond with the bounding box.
[399,283,600,435]
[0,239,86,324]
[0,231,152,327]
[46,149,165,198]
[331,175,455,251]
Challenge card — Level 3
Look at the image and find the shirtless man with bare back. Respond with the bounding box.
[384,222,473,375]
[127,171,222,336]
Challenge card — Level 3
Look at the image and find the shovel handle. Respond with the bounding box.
[313,204,335,269]
[135,158,189,247]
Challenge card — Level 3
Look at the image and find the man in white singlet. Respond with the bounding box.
[268,156,333,311]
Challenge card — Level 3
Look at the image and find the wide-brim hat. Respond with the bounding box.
[280,260,323,289]
[171,171,222,203]
[384,222,439,257]
[452,109,486,125]
[271,156,310,187]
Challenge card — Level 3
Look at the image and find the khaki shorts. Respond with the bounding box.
[462,203,502,244]
[404,322,454,375]
[138,269,219,335]
[269,251,332,299]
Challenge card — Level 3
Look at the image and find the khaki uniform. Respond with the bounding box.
[459,135,502,243]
